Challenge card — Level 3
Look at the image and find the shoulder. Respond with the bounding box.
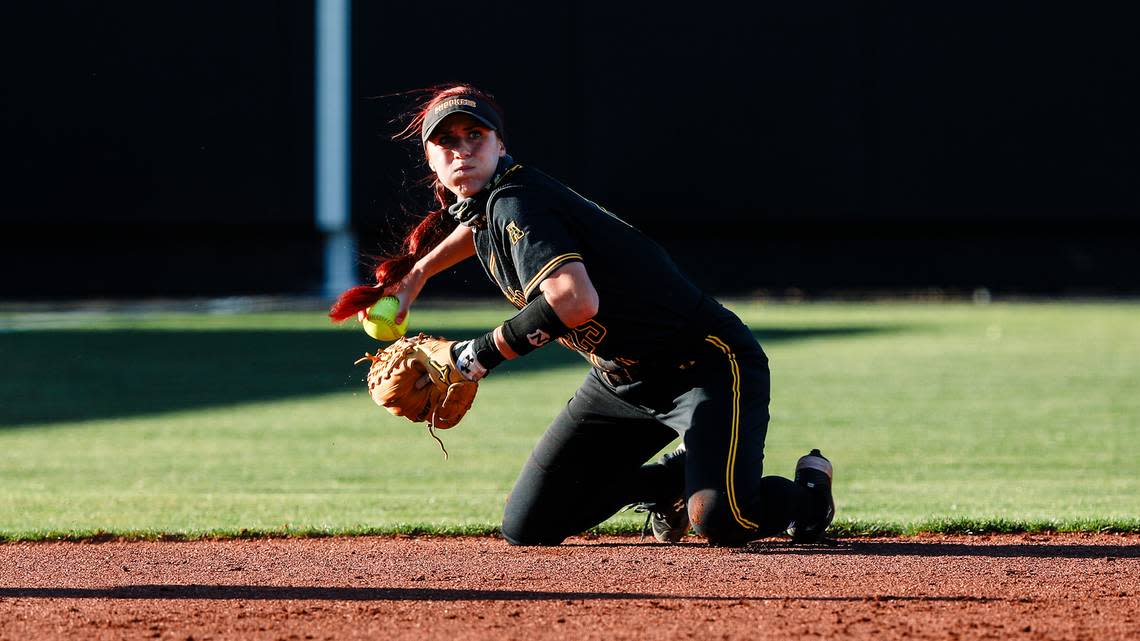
[487,165,554,198]
[486,166,562,222]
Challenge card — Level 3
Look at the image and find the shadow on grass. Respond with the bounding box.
[0,585,997,602]
[0,324,897,428]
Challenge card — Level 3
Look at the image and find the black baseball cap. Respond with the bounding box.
[420,94,505,144]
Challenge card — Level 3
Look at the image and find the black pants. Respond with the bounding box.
[501,311,815,546]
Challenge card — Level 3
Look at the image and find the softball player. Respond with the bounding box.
[330,85,834,546]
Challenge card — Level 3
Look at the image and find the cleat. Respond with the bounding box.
[636,496,690,543]
[633,442,689,543]
[788,448,835,543]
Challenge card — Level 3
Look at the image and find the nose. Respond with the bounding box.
[453,140,474,158]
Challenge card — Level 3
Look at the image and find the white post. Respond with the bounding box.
[315,0,354,299]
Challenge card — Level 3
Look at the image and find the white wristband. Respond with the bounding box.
[455,340,488,381]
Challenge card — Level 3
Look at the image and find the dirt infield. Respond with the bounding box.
[1,533,1137,640]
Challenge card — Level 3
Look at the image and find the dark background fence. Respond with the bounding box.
[4,2,1138,299]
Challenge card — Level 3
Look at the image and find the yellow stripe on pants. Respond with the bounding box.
[704,335,759,530]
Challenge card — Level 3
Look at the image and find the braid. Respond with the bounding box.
[327,206,455,322]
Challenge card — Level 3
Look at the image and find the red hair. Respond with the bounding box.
[327,84,506,322]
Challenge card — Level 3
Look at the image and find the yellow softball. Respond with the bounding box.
[361,296,408,341]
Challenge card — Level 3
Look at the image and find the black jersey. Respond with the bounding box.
[472,164,712,371]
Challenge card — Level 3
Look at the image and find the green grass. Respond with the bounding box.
[1,300,1138,541]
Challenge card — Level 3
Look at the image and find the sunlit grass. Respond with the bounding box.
[1,300,1137,539]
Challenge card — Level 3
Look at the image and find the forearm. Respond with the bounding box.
[454,293,573,379]
[492,326,518,360]
[387,225,476,324]
[493,263,598,360]
[413,224,476,280]
[453,263,598,380]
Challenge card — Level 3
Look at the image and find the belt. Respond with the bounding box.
[596,295,727,387]
[600,368,636,387]
[599,355,702,387]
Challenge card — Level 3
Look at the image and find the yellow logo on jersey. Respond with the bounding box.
[558,319,607,353]
[503,288,526,309]
[506,221,526,245]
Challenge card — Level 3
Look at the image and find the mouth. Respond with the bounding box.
[453,165,475,174]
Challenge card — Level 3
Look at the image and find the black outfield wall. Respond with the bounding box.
[4,2,1138,298]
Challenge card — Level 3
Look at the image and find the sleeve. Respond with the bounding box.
[488,187,584,301]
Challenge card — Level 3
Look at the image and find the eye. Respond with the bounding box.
[436,134,456,147]
[468,129,484,140]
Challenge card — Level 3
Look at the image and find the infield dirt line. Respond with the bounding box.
[1,533,1137,640]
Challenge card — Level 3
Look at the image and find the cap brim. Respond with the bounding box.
[422,110,498,143]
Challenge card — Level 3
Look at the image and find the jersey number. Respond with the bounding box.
[559,319,607,354]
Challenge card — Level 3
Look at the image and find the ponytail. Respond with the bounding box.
[327,205,454,322]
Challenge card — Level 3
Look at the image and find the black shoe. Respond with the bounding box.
[635,496,690,543]
[633,443,689,543]
[788,448,835,543]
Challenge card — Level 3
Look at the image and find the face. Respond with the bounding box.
[425,114,506,199]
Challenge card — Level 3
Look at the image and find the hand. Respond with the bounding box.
[383,267,427,325]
